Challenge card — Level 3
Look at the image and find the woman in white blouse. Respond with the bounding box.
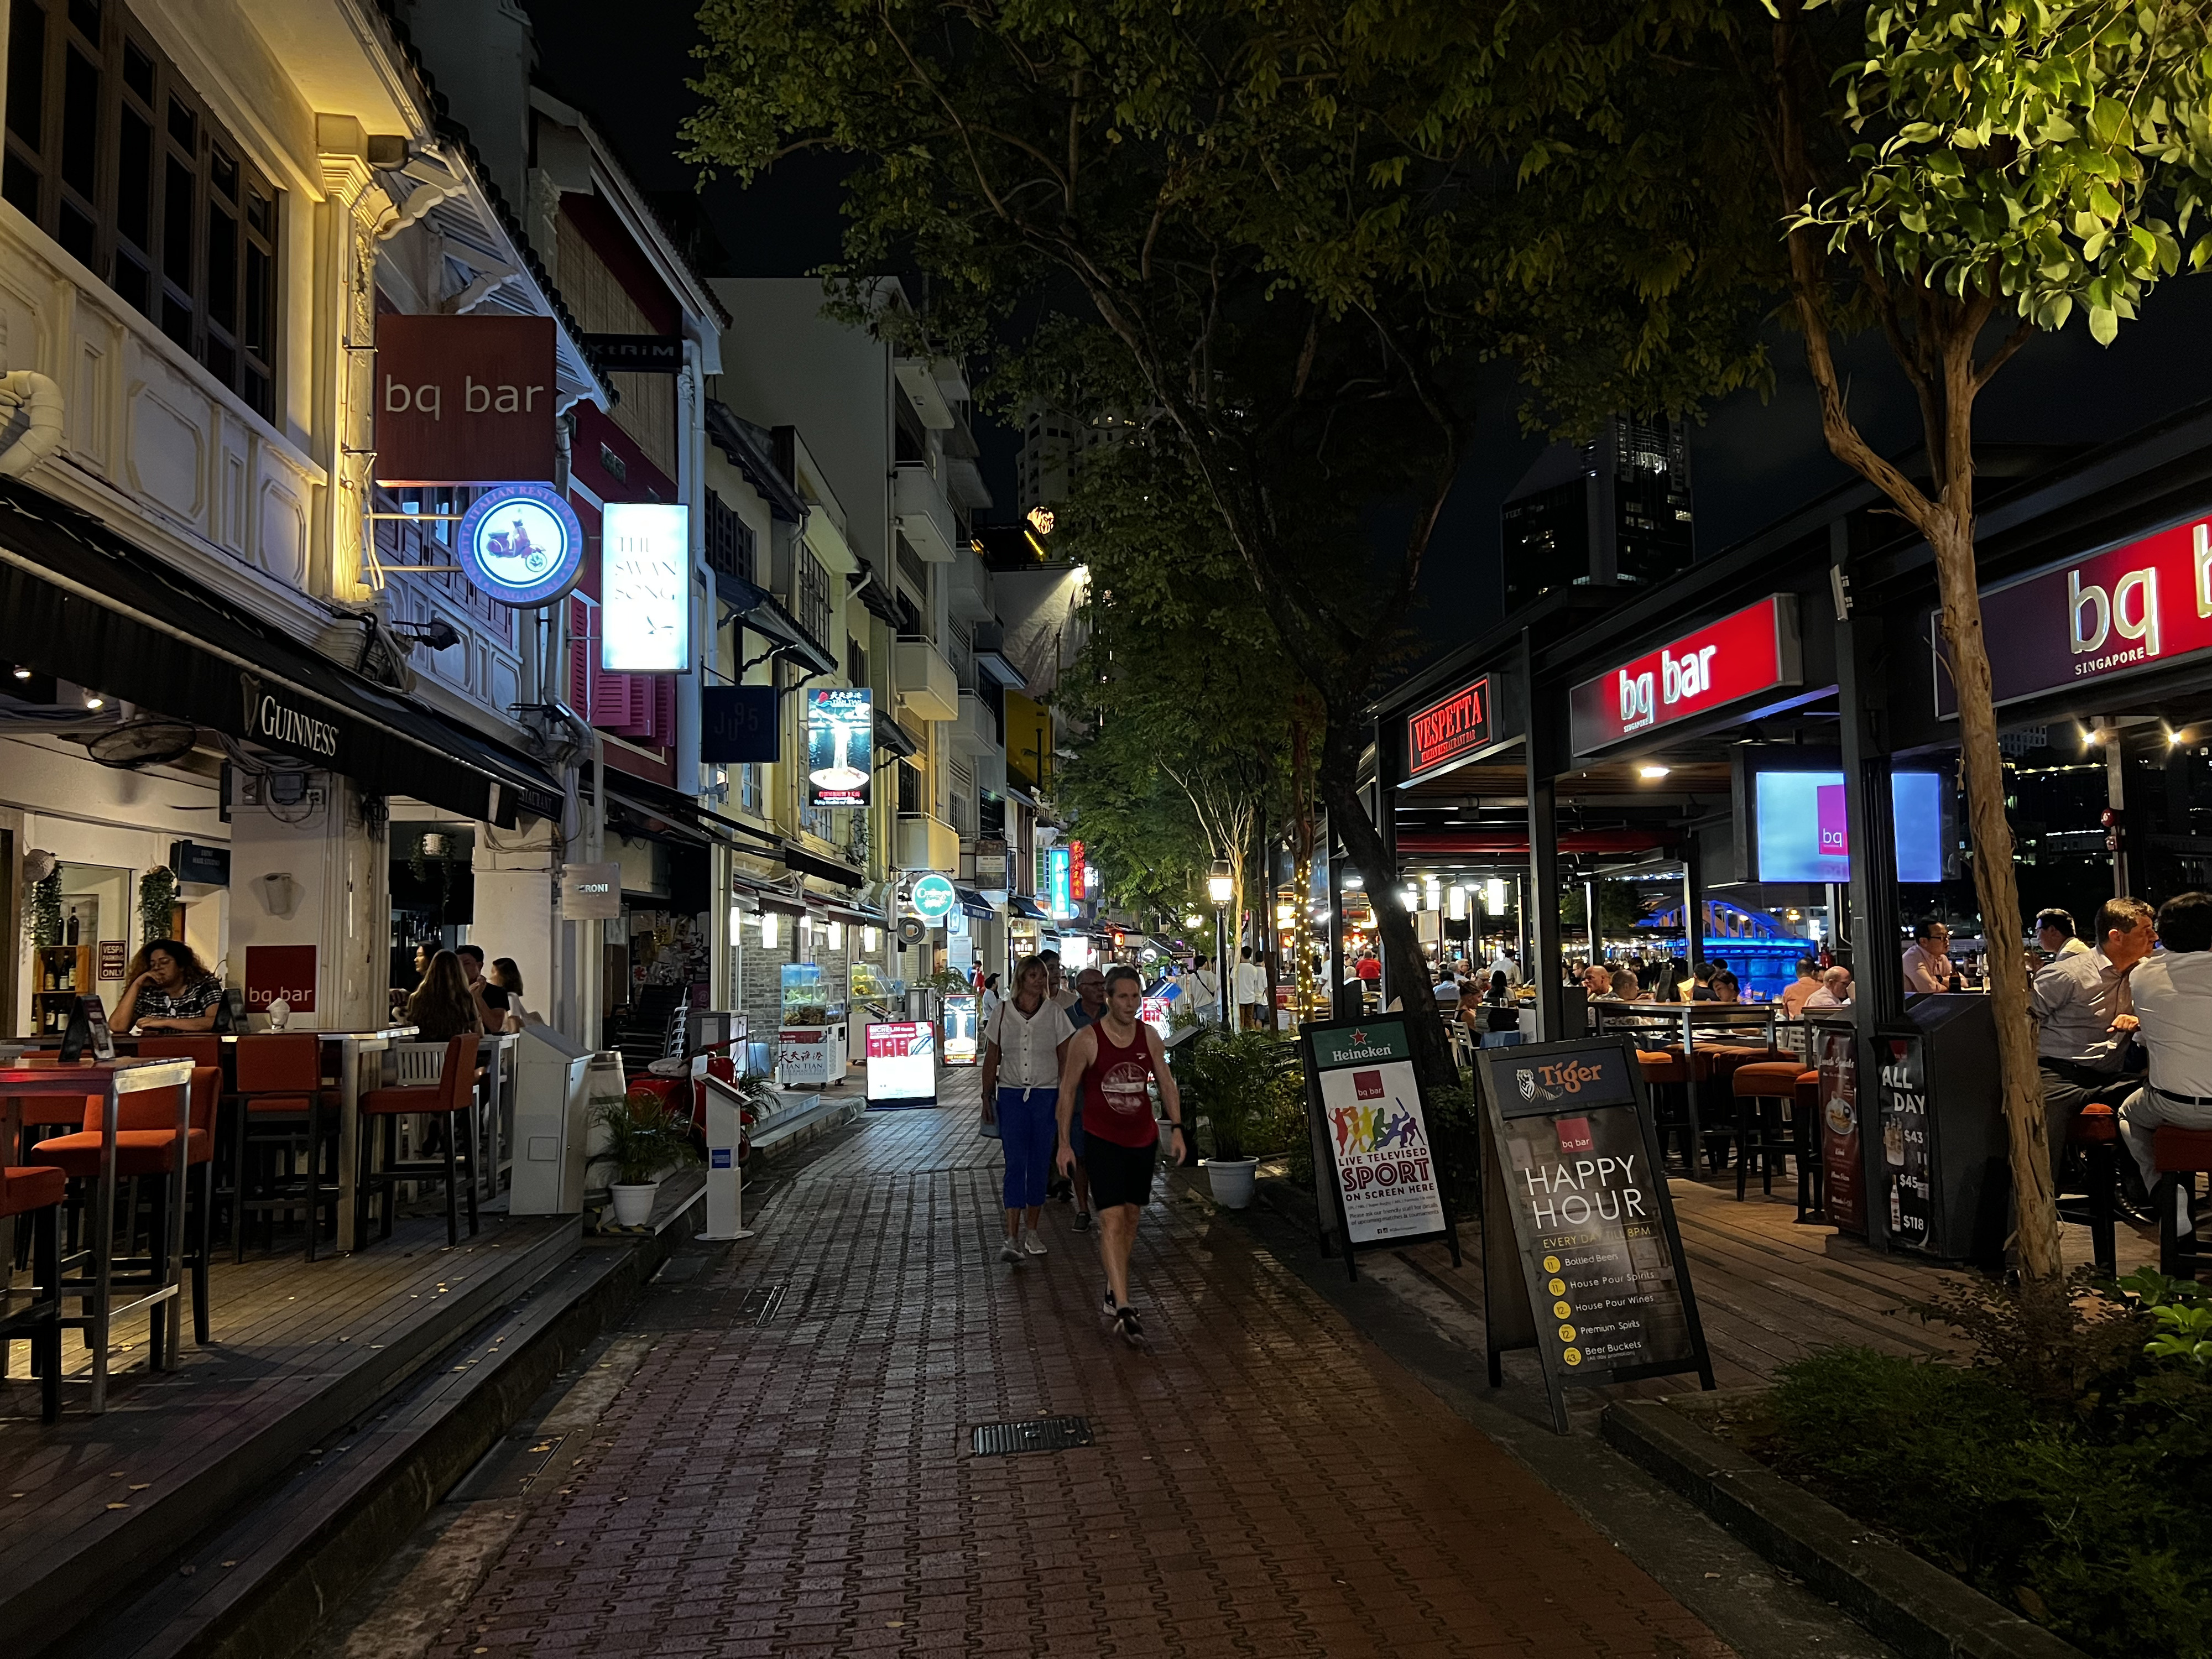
[980,954,1074,1264]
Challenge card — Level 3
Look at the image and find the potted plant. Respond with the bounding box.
[589,1089,702,1226]
[1183,1029,1279,1209]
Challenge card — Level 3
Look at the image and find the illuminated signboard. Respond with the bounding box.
[806,687,873,807]
[1934,510,2212,714]
[865,1020,937,1106]
[456,484,586,607]
[910,873,957,921]
[1568,596,1801,755]
[1047,844,1073,919]
[601,502,690,673]
[1067,839,1086,902]
[1405,674,1495,784]
[374,314,555,486]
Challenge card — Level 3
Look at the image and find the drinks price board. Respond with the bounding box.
[1296,1015,1460,1278]
[864,1020,936,1108]
[1471,1035,1712,1433]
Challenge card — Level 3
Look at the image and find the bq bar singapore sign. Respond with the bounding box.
[374,315,556,486]
[1934,510,2212,714]
[1472,1035,1712,1433]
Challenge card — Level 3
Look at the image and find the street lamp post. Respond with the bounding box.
[1208,858,1234,1026]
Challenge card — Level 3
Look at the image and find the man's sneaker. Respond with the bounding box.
[1023,1231,1048,1256]
[1073,1209,1092,1233]
[1000,1240,1023,1265]
[1113,1305,1145,1346]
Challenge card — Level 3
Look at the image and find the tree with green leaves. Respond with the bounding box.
[1738,0,2212,1279]
[686,0,1768,1087]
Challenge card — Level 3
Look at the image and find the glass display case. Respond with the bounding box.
[776,963,849,1088]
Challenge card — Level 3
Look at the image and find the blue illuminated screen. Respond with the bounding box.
[1754,771,1945,884]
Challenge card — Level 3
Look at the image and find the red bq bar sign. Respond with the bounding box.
[1568,595,1801,754]
[1934,513,2212,714]
[1405,674,1495,782]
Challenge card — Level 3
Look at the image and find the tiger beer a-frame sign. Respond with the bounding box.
[1473,1035,1713,1433]
[1297,1015,1461,1279]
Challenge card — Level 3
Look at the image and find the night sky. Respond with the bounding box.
[524,1,2212,658]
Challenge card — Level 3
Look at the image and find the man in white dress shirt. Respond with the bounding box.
[2121,891,2212,1235]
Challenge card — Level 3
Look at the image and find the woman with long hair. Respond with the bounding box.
[114,938,222,1033]
[979,954,1072,1264]
[406,950,483,1043]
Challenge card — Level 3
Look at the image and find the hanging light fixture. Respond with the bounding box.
[1484,877,1507,914]
[1448,885,1468,921]
[1207,859,1234,905]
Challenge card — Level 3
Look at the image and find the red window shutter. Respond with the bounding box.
[566,596,593,721]
[651,674,676,744]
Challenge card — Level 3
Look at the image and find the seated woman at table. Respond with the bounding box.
[113,938,223,1034]
[483,957,539,1032]
[406,950,483,1042]
[1710,970,1742,1004]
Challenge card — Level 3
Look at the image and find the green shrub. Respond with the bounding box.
[1173,1026,1289,1160]
[1759,1274,2212,1658]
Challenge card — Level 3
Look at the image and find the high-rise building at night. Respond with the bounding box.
[1500,415,1695,613]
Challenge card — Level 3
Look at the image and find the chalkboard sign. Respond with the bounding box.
[1877,1031,1934,1248]
[1472,1034,1712,1433]
[1297,1015,1460,1279]
[59,994,115,1062]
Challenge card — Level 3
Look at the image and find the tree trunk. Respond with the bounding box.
[1317,718,1455,1089]
[1928,512,2062,1280]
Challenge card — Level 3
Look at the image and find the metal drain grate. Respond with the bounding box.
[738,1282,786,1326]
[969,1416,1093,1457]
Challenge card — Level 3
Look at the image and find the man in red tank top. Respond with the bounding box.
[1056,965,1185,1344]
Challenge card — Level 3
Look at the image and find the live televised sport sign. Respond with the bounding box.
[1297,1016,1460,1277]
[1472,1035,1712,1433]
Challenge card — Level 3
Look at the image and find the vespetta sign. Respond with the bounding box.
[1933,512,2212,714]
[456,484,586,607]
[1569,596,1801,755]
[1405,674,1495,784]
[374,315,556,485]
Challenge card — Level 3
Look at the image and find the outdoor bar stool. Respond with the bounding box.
[137,1037,228,1249]
[1793,1073,1827,1219]
[1730,1062,1817,1213]
[0,1164,66,1422]
[2151,1125,2212,1278]
[356,1033,481,1249]
[227,1034,343,1262]
[2057,1102,2119,1277]
[1638,1051,1699,1173]
[1657,1046,1715,1172]
[32,1066,220,1349]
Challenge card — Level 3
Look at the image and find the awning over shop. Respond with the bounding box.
[1008,894,1052,921]
[781,841,865,889]
[0,481,557,826]
[602,771,785,853]
[873,710,919,760]
[953,884,1000,919]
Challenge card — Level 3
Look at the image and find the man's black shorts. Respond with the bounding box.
[1083,1134,1159,1210]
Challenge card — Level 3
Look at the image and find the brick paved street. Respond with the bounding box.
[408,1068,1738,1658]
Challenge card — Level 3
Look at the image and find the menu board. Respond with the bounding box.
[1472,1035,1712,1433]
[1296,1016,1459,1275]
[1877,1032,1933,1248]
[864,1020,936,1107]
[1812,1022,1864,1235]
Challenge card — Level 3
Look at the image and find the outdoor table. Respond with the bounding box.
[328,1026,417,1252]
[0,1055,195,1412]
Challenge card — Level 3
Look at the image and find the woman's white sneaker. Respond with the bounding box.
[1023,1231,1048,1256]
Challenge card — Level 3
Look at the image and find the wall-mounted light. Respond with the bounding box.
[863,925,878,951]
[83,693,104,710]
[11,665,29,680]
[759,911,779,949]
[1637,763,1671,780]
[828,919,843,949]
[2171,728,2189,748]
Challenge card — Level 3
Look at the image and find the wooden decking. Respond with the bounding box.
[1392,1168,2157,1399]
[0,1207,580,1655]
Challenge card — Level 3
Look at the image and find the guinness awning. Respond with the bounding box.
[0,481,559,826]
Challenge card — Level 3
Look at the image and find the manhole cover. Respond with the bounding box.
[969,1416,1093,1457]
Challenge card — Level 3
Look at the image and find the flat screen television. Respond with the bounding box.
[1734,750,1949,884]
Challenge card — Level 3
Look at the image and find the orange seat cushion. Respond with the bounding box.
[1661,1045,1712,1082]
[2070,1102,2118,1145]
[242,1093,340,1115]
[2152,1125,2212,1171]
[1637,1051,1686,1084]
[1734,1061,1811,1097]
[31,1128,212,1176]
[360,1084,463,1117]
[0,1165,65,1217]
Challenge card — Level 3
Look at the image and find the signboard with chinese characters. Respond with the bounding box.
[1933,510,2212,714]
[1471,1035,1712,1433]
[601,502,691,673]
[805,687,873,807]
[1047,844,1073,919]
[457,484,586,607]
[1568,596,1801,756]
[244,945,318,1015]
[864,1020,937,1106]
[374,315,556,485]
[1066,839,1086,903]
[1405,674,1496,784]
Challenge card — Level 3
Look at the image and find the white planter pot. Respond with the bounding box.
[1202,1157,1259,1210]
[608,1182,660,1227]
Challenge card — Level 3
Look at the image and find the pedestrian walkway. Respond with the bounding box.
[413,1069,1735,1658]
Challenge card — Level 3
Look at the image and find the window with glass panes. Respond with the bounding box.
[3,0,279,420]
